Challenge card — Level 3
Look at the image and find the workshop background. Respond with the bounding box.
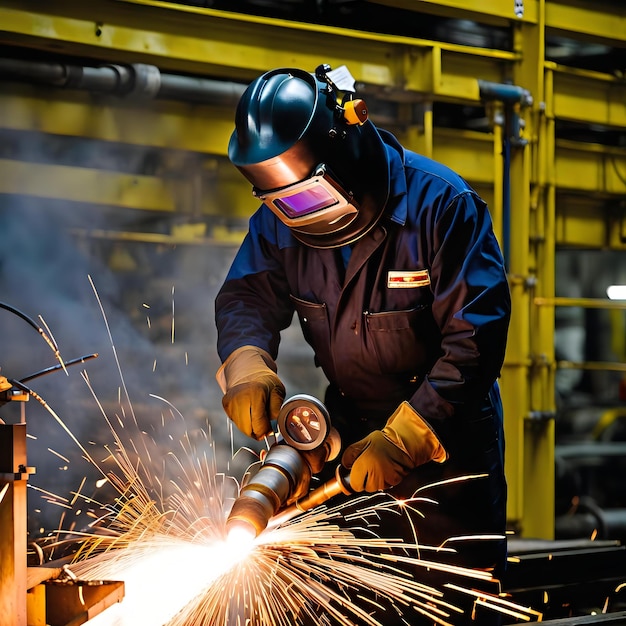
[1,0,625,624]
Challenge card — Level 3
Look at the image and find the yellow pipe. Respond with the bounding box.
[557,360,626,373]
[535,297,626,310]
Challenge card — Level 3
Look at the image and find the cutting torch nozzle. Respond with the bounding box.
[225,395,345,539]
[226,444,309,538]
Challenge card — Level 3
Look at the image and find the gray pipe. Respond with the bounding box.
[0,57,247,105]
[158,72,247,105]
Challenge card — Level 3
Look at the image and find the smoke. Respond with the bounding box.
[0,190,232,537]
[0,114,329,550]
[0,190,324,544]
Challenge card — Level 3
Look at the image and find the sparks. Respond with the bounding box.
[29,284,543,625]
[0,483,9,505]
[63,417,541,626]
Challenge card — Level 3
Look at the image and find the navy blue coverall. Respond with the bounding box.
[216,129,511,624]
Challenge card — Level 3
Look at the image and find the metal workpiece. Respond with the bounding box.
[43,577,125,626]
[504,538,626,621]
[0,424,30,626]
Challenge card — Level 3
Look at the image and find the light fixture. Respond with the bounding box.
[606,285,626,300]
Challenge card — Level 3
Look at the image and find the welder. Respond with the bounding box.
[215,63,510,625]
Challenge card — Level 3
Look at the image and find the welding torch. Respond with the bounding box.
[266,463,352,530]
[226,394,353,539]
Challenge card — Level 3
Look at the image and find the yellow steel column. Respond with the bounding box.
[526,62,556,539]
[502,125,533,536]
[494,96,526,530]
[511,0,555,539]
[423,103,433,159]
[491,116,504,243]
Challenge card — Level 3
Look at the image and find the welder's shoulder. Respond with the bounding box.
[401,151,488,230]
[404,150,474,196]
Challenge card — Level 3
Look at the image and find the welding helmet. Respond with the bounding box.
[228,64,389,248]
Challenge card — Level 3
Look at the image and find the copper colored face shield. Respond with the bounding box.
[253,164,358,230]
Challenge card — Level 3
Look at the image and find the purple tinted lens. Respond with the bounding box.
[274,186,337,218]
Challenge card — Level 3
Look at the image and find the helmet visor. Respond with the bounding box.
[274,185,337,218]
[254,165,357,228]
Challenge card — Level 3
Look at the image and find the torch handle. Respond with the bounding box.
[267,465,352,529]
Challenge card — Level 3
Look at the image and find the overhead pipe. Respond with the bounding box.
[478,80,533,272]
[0,57,247,105]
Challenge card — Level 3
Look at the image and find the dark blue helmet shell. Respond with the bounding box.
[228,66,389,248]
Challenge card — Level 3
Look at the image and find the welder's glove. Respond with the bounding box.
[341,401,447,492]
[216,345,285,441]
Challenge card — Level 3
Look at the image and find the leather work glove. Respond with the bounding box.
[341,401,447,492]
[216,345,286,440]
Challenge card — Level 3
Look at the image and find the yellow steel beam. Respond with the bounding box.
[0,158,176,211]
[429,128,495,186]
[558,360,626,373]
[536,297,626,310]
[368,0,625,46]
[367,0,537,25]
[0,0,517,103]
[0,153,258,220]
[0,0,397,84]
[436,50,505,101]
[546,0,626,46]
[555,203,607,248]
[555,195,626,250]
[552,67,626,129]
[0,84,233,154]
[555,141,626,196]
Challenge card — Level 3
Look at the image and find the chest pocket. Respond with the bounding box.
[365,306,441,376]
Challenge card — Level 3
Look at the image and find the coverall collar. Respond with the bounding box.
[339,131,408,285]
[378,129,408,227]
